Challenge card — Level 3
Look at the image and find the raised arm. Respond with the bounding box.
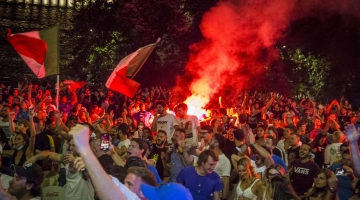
[8,112,15,134]
[27,84,33,107]
[54,111,71,140]
[241,94,248,114]
[179,141,194,166]
[344,125,360,175]
[247,129,274,167]
[70,91,78,106]
[261,93,275,115]
[24,151,62,165]
[70,124,127,200]
[27,111,36,156]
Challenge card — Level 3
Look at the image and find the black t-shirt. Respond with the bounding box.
[290,159,320,196]
[223,139,236,161]
[148,145,166,180]
[287,146,300,165]
[34,131,51,169]
[35,132,51,151]
[272,110,284,120]
[247,113,262,129]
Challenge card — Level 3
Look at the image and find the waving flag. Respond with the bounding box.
[106,40,160,97]
[126,41,159,78]
[7,26,59,78]
[106,52,140,98]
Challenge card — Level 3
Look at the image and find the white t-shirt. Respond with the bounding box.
[65,164,95,200]
[324,143,342,165]
[118,139,131,149]
[0,118,11,138]
[176,115,200,145]
[250,160,266,179]
[110,175,140,200]
[156,113,178,139]
[214,154,231,177]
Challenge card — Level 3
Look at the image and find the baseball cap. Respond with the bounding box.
[141,183,193,200]
[11,163,44,186]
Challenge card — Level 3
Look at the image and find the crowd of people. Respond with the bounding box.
[0,80,360,200]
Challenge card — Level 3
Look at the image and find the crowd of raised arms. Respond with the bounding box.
[1,81,360,200]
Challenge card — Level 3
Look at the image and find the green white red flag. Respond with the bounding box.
[106,41,158,97]
[7,26,59,78]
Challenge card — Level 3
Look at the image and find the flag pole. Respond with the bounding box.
[56,25,60,110]
[130,38,161,79]
[56,74,59,110]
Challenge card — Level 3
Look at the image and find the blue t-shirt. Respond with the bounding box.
[328,164,354,200]
[176,166,223,200]
[272,155,288,172]
[15,110,29,120]
[148,165,162,184]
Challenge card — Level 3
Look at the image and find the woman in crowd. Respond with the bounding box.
[304,169,337,200]
[271,176,299,200]
[133,121,145,139]
[126,115,137,135]
[263,164,287,200]
[234,157,263,200]
[109,125,121,147]
[3,111,35,167]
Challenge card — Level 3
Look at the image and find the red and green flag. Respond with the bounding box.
[7,26,59,78]
[106,40,159,98]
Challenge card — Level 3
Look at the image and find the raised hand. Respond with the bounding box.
[74,157,86,172]
[69,124,90,153]
[109,110,114,119]
[344,124,359,143]
[84,111,89,118]
[64,154,76,164]
[342,166,354,177]
[28,110,36,119]
[54,110,62,119]
[8,112,15,121]
[105,140,116,156]
[247,129,255,145]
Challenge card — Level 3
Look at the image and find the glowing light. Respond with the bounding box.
[184,94,208,120]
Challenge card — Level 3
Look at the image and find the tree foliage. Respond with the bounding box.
[280,48,331,100]
[65,0,218,86]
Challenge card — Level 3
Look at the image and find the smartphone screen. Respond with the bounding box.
[335,167,344,176]
[100,133,110,151]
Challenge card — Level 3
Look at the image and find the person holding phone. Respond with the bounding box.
[23,137,95,200]
[328,149,357,200]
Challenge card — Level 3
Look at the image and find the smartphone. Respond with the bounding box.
[100,133,110,151]
[335,167,344,176]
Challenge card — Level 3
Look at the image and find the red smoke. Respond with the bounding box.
[175,0,360,112]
